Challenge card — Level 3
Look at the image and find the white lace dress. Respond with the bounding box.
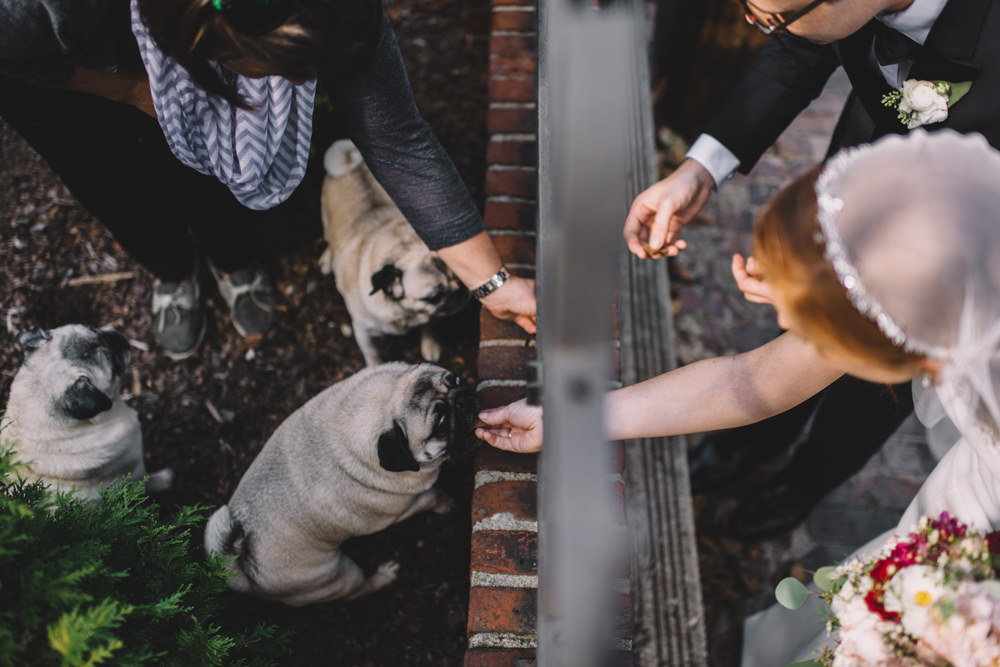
[740,380,1000,666]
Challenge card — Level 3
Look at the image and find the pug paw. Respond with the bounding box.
[373,560,400,588]
[420,335,442,363]
[432,494,456,514]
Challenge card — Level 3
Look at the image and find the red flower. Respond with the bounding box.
[869,558,898,584]
[864,587,900,622]
[987,530,1000,555]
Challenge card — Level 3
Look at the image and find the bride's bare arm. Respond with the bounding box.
[604,331,843,440]
[478,332,843,453]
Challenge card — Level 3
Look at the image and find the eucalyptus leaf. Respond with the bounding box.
[813,566,838,593]
[785,661,824,667]
[775,577,811,610]
[948,80,973,106]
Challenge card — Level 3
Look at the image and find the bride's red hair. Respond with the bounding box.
[753,164,925,374]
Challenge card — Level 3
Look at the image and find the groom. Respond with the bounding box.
[626,0,1000,541]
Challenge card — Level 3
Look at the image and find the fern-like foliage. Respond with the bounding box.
[0,449,292,666]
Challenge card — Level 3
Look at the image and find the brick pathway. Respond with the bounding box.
[672,69,939,662]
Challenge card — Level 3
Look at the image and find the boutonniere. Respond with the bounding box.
[882,79,973,129]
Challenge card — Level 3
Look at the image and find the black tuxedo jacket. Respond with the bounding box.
[705,0,999,173]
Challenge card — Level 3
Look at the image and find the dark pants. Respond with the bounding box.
[0,76,278,282]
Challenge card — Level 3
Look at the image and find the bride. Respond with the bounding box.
[476,129,1000,664]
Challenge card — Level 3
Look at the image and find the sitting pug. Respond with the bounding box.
[1,325,172,501]
[204,362,478,605]
[318,139,469,366]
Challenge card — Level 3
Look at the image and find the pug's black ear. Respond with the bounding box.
[369,264,404,300]
[377,420,419,472]
[97,328,132,377]
[57,376,113,420]
[17,328,52,358]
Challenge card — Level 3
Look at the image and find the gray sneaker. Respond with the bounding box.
[152,277,206,360]
[210,262,277,337]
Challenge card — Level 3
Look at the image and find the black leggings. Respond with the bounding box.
[0,76,281,282]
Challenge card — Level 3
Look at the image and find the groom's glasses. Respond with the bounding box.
[738,0,827,36]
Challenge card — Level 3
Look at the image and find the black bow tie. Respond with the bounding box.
[873,22,922,66]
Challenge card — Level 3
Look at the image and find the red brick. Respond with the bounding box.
[484,199,537,230]
[480,310,535,341]
[472,480,537,524]
[464,649,536,667]
[489,233,536,265]
[487,105,536,134]
[479,345,535,381]
[479,384,527,409]
[492,0,535,7]
[490,55,535,79]
[490,33,536,57]
[487,137,537,165]
[492,9,536,32]
[474,444,538,473]
[485,167,536,199]
[489,77,536,103]
[470,531,538,574]
[467,587,537,634]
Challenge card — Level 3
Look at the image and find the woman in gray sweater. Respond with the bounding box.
[0,0,535,358]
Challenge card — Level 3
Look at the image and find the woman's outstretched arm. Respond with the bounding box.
[477,332,843,453]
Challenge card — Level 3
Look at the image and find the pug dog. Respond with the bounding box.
[318,139,469,366]
[204,362,478,605]
[1,325,172,501]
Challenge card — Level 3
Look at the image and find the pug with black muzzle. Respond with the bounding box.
[204,362,478,605]
[1,325,172,501]
[319,139,469,366]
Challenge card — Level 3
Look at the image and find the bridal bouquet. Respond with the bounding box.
[776,512,1000,666]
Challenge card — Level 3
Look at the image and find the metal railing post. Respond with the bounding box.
[536,0,636,664]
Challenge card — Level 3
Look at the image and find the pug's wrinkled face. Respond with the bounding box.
[18,324,132,421]
[369,251,469,320]
[376,365,479,473]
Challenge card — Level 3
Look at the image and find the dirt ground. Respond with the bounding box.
[0,0,488,664]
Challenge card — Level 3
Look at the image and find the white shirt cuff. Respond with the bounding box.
[686,134,741,190]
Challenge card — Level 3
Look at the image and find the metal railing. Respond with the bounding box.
[536,0,707,663]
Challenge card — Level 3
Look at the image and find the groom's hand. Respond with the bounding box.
[623,158,715,259]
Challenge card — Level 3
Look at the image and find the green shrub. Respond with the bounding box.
[0,450,292,667]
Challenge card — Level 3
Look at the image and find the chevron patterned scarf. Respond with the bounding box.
[130,0,316,210]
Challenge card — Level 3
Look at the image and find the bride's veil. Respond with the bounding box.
[815,129,1000,452]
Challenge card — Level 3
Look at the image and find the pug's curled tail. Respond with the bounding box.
[324,139,364,178]
[204,505,254,592]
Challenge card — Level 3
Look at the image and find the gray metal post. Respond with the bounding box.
[536,0,635,664]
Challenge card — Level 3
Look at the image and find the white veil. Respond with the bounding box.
[815,129,1000,453]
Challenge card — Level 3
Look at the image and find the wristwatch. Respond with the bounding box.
[470,266,510,300]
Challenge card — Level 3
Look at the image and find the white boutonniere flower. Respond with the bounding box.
[882,79,972,129]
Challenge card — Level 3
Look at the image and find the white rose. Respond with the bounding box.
[909,105,949,129]
[900,80,946,113]
[834,597,894,664]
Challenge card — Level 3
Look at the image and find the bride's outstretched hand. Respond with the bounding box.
[476,399,543,453]
[732,254,776,306]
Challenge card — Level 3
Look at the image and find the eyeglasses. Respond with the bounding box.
[738,0,827,36]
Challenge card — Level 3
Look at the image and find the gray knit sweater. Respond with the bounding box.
[0,0,483,249]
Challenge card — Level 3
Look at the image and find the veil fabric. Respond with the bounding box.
[815,129,1000,455]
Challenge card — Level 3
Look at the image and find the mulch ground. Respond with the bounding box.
[0,0,488,664]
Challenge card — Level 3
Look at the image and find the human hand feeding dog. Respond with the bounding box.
[476,399,544,454]
[319,140,471,366]
[1,324,172,501]
[204,361,479,605]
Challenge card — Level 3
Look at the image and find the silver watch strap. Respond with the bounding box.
[470,266,510,300]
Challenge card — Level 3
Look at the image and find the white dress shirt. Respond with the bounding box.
[687,0,949,188]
